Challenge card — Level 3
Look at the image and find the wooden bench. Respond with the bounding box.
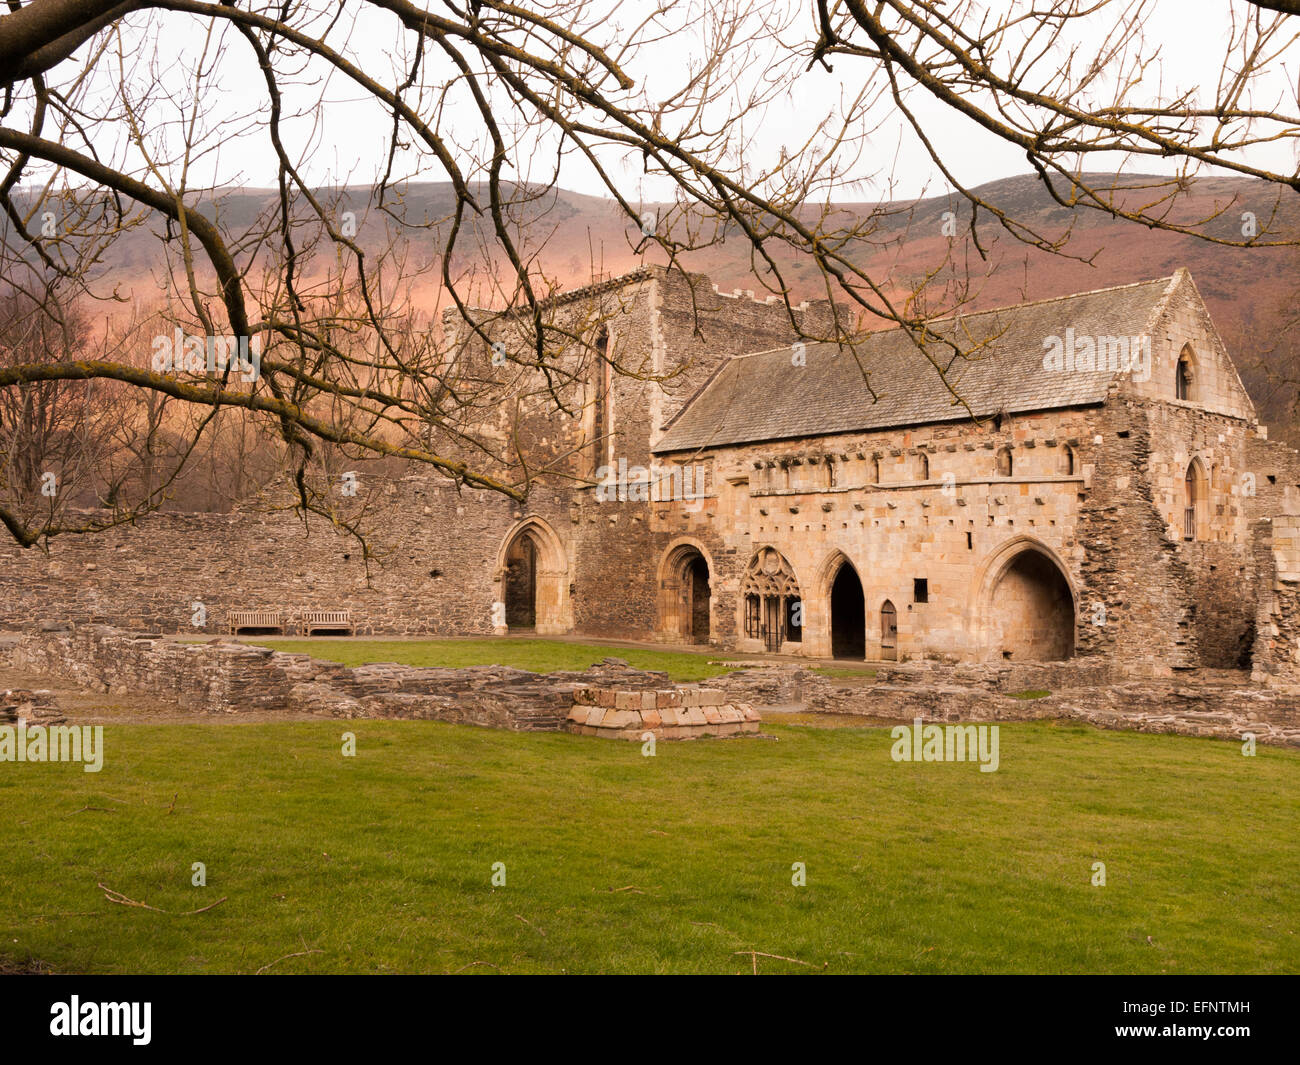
[228,610,284,635]
[301,610,354,636]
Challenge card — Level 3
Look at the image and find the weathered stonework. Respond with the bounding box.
[0,625,681,732]
[714,661,1300,747]
[0,687,64,725]
[566,685,760,739]
[2,624,767,738]
[6,624,1295,748]
[0,266,1298,695]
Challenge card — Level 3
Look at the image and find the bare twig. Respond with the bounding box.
[451,961,502,974]
[732,950,823,974]
[255,948,323,975]
[97,882,228,916]
[514,914,546,937]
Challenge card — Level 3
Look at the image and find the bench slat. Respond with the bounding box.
[301,609,353,634]
[228,610,284,634]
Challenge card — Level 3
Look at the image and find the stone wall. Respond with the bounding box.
[1122,269,1256,421]
[0,265,832,646]
[443,265,835,479]
[0,625,668,730]
[566,686,760,740]
[0,476,572,638]
[5,624,1296,748]
[714,661,1300,748]
[0,264,1294,680]
[1242,436,1300,686]
[0,623,763,737]
[1249,514,1300,689]
[648,406,1100,662]
[643,395,1266,672]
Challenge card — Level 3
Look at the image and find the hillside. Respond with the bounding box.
[10,171,1300,437]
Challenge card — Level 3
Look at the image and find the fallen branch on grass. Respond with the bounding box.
[97,882,228,915]
[514,914,547,936]
[255,949,324,975]
[732,950,824,974]
[28,911,100,920]
[452,961,502,974]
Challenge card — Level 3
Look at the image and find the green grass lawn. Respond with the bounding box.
[224,637,728,683]
[811,666,879,680]
[1,719,1296,974]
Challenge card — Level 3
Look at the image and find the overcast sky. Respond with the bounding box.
[34,0,1300,205]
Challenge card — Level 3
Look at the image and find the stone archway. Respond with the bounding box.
[658,541,713,645]
[829,559,866,660]
[741,547,803,653]
[978,539,1076,661]
[494,517,572,635]
[503,533,538,628]
[1184,457,1209,541]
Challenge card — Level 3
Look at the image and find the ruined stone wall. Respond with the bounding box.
[1130,399,1257,668]
[0,264,1281,674]
[1244,433,1300,520]
[568,497,661,638]
[0,261,839,644]
[443,266,836,479]
[0,472,573,638]
[647,271,839,453]
[648,406,1098,662]
[1239,435,1300,683]
[567,686,760,740]
[644,391,1263,670]
[1141,400,1254,544]
[1250,513,1300,688]
[0,624,758,736]
[440,270,656,483]
[1183,541,1257,668]
[1121,269,1256,421]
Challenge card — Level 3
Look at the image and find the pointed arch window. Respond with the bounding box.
[1184,459,1208,541]
[590,331,611,473]
[1176,346,1195,402]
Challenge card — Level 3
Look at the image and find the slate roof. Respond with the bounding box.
[652,274,1177,453]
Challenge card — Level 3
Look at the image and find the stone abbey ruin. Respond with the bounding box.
[7,263,1300,725]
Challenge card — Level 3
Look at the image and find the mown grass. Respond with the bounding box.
[1,719,1296,974]
[811,666,879,680]
[227,637,728,683]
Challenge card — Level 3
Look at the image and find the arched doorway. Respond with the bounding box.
[985,546,1074,661]
[495,517,573,636]
[741,547,802,653]
[688,555,711,642]
[504,532,538,628]
[829,561,866,659]
[658,542,712,644]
